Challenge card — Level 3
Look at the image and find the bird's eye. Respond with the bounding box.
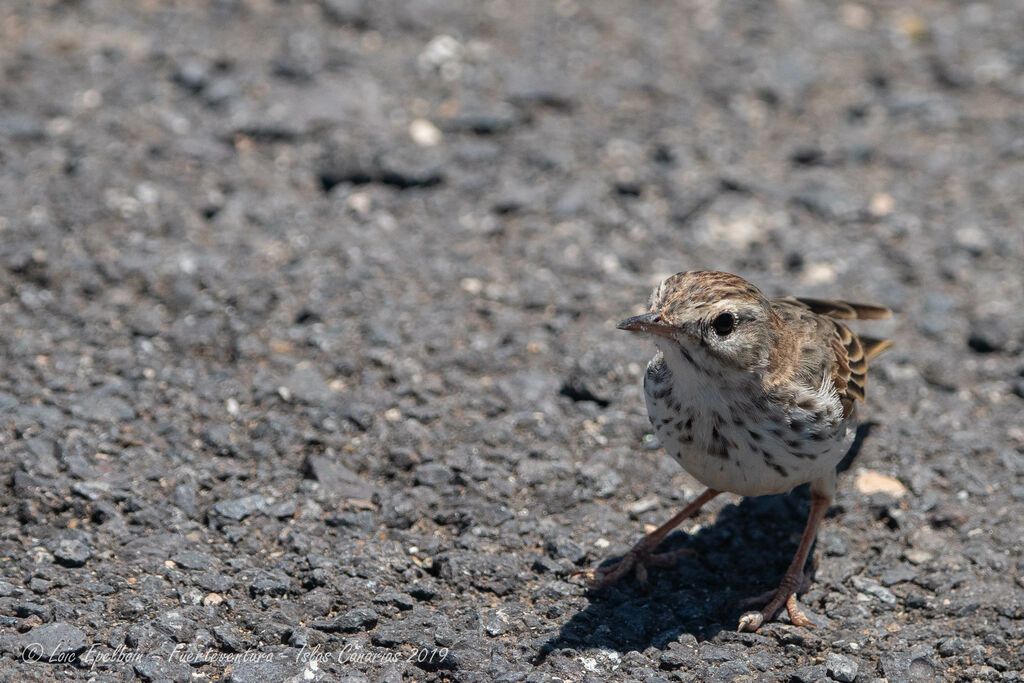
[712,312,735,337]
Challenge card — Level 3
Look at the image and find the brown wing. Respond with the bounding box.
[772,297,892,419]
[790,297,893,321]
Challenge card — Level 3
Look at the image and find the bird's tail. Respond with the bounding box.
[858,336,892,360]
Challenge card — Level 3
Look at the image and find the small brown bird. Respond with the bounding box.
[586,270,892,631]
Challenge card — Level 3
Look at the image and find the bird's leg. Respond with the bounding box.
[740,569,813,610]
[737,491,830,632]
[579,488,719,589]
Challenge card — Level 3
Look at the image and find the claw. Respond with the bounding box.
[591,552,638,588]
[577,547,694,590]
[786,593,814,627]
[737,610,764,633]
[736,587,816,632]
[574,489,719,592]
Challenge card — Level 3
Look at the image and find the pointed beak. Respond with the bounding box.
[617,311,673,338]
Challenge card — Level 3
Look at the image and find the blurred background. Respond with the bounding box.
[1,1,1022,680]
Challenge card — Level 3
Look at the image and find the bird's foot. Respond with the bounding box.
[576,539,692,589]
[573,490,718,590]
[736,574,814,632]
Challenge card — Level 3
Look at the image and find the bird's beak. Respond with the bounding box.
[617,311,673,338]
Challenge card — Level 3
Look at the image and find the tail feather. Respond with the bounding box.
[859,336,893,361]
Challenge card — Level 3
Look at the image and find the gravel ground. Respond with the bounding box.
[1,1,1023,681]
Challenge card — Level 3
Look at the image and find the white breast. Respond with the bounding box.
[642,346,851,498]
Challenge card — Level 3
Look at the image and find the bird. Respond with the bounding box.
[584,270,892,632]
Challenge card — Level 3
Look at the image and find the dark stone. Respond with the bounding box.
[195,572,235,593]
[850,575,897,604]
[790,182,862,221]
[492,184,535,214]
[413,462,453,487]
[790,665,828,683]
[880,652,910,681]
[880,565,917,586]
[710,659,750,682]
[266,500,296,519]
[53,539,92,568]
[281,366,333,404]
[272,32,323,82]
[173,60,209,92]
[576,463,622,499]
[1012,378,1024,400]
[223,658,307,683]
[790,146,826,166]
[286,627,311,648]
[20,622,88,663]
[442,105,520,135]
[915,293,955,337]
[202,424,241,456]
[908,654,937,680]
[320,0,369,27]
[659,642,698,669]
[134,656,191,682]
[558,378,610,407]
[937,636,966,657]
[506,73,576,111]
[483,610,509,636]
[71,395,136,423]
[155,609,192,641]
[529,553,563,575]
[317,157,374,192]
[327,607,380,633]
[203,78,238,108]
[212,495,266,521]
[249,572,290,597]
[0,392,18,414]
[25,437,59,476]
[369,622,407,648]
[967,315,1011,353]
[374,591,416,611]
[110,595,145,619]
[375,149,445,189]
[13,600,48,618]
[303,454,375,502]
[0,114,45,141]
[388,448,421,470]
[213,624,250,652]
[171,552,216,571]
[544,536,586,564]
[825,652,859,683]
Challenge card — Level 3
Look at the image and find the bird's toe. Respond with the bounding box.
[737,611,764,632]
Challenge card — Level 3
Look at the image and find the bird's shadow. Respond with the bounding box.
[534,422,876,662]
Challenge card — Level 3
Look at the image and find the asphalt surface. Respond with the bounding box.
[0,1,1022,681]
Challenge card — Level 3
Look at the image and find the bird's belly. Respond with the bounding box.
[655,428,807,496]
[646,389,849,498]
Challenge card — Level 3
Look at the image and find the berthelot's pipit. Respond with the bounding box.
[584,270,892,632]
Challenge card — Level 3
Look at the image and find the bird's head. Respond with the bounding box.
[618,270,778,372]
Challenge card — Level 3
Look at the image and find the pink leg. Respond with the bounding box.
[579,488,719,588]
[737,491,830,632]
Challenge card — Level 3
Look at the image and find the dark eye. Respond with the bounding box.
[712,312,735,337]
